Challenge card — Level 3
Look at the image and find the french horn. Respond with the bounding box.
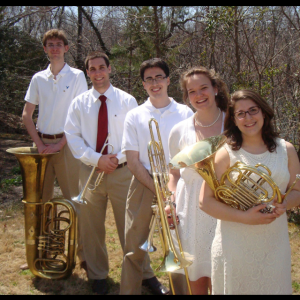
[6,147,77,279]
[169,135,300,211]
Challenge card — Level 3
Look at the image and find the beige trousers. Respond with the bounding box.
[38,138,81,203]
[120,176,157,295]
[78,163,132,279]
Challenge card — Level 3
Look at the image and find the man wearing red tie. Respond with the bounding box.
[64,51,138,295]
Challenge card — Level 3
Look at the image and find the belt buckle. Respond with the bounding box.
[53,134,56,139]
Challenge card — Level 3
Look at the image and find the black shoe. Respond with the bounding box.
[92,279,108,295]
[142,277,170,295]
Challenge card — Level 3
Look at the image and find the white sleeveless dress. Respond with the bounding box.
[212,138,292,295]
[168,113,224,281]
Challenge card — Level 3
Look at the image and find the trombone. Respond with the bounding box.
[71,134,114,205]
[140,118,192,295]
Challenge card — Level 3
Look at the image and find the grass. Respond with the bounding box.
[1,150,300,294]
[0,187,168,295]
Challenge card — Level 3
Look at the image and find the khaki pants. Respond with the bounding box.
[78,163,132,279]
[120,176,156,295]
[38,138,81,203]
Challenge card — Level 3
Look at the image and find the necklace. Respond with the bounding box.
[195,108,221,128]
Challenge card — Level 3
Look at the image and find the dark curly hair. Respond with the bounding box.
[179,66,229,112]
[224,90,279,152]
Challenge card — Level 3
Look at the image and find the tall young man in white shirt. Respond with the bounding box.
[22,29,87,202]
[120,58,194,295]
[64,51,138,295]
[21,29,88,270]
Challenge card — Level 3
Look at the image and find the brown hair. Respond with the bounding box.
[85,51,110,70]
[224,89,279,152]
[180,66,229,112]
[140,58,169,81]
[42,29,68,46]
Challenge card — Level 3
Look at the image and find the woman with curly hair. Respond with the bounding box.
[199,89,300,294]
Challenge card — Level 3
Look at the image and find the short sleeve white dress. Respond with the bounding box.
[168,113,224,281]
[212,138,292,294]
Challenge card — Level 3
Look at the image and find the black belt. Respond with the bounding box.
[116,162,127,169]
[38,132,64,139]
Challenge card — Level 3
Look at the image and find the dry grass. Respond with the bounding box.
[1,190,300,295]
[0,186,168,295]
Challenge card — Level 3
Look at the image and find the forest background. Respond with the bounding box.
[1,6,300,154]
[1,6,300,295]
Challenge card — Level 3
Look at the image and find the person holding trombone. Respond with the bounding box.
[64,51,138,295]
[120,58,193,295]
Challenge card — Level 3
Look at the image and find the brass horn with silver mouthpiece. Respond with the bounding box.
[140,118,192,295]
[71,134,114,205]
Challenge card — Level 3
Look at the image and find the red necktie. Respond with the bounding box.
[96,95,108,154]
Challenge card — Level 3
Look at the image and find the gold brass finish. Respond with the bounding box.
[71,134,114,205]
[169,135,227,191]
[6,147,77,279]
[216,162,300,211]
[169,136,300,211]
[141,118,192,295]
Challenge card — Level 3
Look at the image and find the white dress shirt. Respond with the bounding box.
[24,63,88,134]
[121,98,194,171]
[65,85,138,167]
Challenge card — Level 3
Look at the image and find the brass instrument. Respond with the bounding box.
[71,134,114,205]
[140,118,192,295]
[6,147,77,279]
[169,135,300,211]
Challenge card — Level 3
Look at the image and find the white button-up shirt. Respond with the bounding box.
[65,85,138,167]
[121,98,193,171]
[24,63,88,134]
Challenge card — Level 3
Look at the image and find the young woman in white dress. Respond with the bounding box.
[199,90,300,294]
[166,66,229,295]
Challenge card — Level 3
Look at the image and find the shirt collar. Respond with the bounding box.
[91,84,114,103]
[144,97,177,112]
[46,63,70,78]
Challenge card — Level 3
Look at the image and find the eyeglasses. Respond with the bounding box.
[143,76,167,84]
[234,106,261,120]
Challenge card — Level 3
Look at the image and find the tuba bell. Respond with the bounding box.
[140,118,192,295]
[6,147,77,279]
[169,135,300,211]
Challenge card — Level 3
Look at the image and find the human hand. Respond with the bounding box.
[272,195,287,218]
[97,154,118,174]
[243,204,277,225]
[42,143,63,154]
[165,204,179,230]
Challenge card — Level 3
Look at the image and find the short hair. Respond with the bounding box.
[179,66,229,112]
[140,58,169,81]
[224,89,279,152]
[85,51,110,70]
[42,29,68,46]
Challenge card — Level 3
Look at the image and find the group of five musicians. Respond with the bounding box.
[21,29,300,295]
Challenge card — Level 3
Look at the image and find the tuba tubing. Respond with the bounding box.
[6,147,77,279]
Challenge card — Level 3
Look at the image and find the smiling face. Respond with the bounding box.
[43,38,69,61]
[142,67,170,100]
[234,99,264,138]
[86,57,111,94]
[186,74,218,112]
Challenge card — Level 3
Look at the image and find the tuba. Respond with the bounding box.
[169,135,300,211]
[6,147,77,279]
[140,118,192,295]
